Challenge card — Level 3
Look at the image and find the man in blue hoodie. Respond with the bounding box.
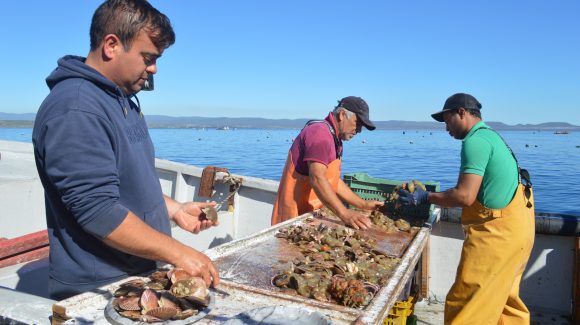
[32,0,220,300]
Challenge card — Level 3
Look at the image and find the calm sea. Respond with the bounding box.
[2,128,579,216]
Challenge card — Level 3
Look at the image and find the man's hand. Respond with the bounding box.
[398,188,429,206]
[339,209,372,230]
[174,245,220,288]
[172,201,219,234]
[104,212,220,288]
[362,200,384,211]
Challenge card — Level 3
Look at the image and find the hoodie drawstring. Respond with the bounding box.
[132,95,143,118]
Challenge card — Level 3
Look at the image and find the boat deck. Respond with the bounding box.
[0,140,38,181]
[1,139,577,324]
[413,300,572,325]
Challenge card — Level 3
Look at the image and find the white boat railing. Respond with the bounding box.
[0,139,575,323]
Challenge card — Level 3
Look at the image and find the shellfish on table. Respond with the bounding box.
[110,268,210,323]
[272,222,400,308]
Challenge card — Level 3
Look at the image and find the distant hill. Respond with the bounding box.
[146,115,310,129]
[1,112,579,131]
[0,112,36,125]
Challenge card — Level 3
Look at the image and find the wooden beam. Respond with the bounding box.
[0,246,49,268]
[0,230,48,259]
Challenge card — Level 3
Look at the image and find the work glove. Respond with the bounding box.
[398,188,429,206]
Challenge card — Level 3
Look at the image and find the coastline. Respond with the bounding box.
[2,119,579,131]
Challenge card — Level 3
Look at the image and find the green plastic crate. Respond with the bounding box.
[343,173,440,219]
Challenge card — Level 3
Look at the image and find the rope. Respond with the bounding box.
[215,172,243,209]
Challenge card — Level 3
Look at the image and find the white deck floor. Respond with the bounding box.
[0,140,38,180]
[413,300,572,325]
[0,140,48,239]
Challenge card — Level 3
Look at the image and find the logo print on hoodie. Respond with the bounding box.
[126,123,149,143]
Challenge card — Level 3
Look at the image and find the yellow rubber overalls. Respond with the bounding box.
[271,152,341,225]
[445,184,535,324]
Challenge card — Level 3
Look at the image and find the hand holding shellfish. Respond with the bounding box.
[172,201,219,234]
[173,245,220,288]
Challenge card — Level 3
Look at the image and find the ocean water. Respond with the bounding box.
[2,128,579,216]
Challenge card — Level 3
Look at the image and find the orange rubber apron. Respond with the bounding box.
[271,152,341,225]
[445,184,535,325]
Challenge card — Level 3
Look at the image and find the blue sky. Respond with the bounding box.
[1,1,578,124]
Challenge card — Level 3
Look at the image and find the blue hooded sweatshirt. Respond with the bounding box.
[32,56,171,296]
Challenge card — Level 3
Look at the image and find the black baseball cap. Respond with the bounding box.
[337,96,376,130]
[431,93,482,122]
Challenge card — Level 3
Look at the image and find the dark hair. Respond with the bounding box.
[466,108,482,119]
[90,0,175,52]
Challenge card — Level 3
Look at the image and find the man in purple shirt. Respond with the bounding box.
[272,96,383,228]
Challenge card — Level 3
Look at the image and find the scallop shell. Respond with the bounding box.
[116,296,141,311]
[172,308,198,320]
[140,314,163,323]
[202,206,218,223]
[113,268,211,323]
[113,287,129,298]
[119,310,143,321]
[158,291,181,311]
[120,279,146,288]
[170,278,207,298]
[145,306,178,321]
[170,269,192,284]
[149,270,168,281]
[185,294,210,307]
[146,281,166,290]
[178,297,196,311]
[115,279,145,297]
[170,278,210,307]
[140,288,159,311]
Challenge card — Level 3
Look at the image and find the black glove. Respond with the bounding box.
[398,188,429,206]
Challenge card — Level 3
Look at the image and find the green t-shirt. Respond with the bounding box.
[460,121,519,209]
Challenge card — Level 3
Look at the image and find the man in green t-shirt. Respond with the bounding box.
[398,93,535,324]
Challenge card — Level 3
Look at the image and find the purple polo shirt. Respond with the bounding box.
[290,113,342,175]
